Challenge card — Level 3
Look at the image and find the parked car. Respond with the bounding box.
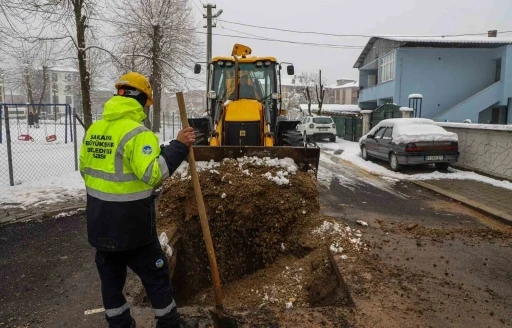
[359,118,459,172]
[296,116,336,142]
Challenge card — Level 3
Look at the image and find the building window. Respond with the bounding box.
[52,82,59,92]
[65,73,72,82]
[495,58,502,82]
[64,85,73,94]
[65,95,73,105]
[52,73,58,82]
[379,51,396,83]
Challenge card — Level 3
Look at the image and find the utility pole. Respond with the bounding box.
[203,3,223,65]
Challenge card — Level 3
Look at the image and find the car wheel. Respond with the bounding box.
[389,153,401,172]
[435,163,449,171]
[361,145,369,161]
[329,135,336,142]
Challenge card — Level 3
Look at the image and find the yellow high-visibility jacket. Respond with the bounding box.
[80,96,188,251]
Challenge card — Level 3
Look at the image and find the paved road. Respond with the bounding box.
[0,152,511,328]
[319,150,512,327]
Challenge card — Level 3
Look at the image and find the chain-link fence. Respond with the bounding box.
[0,104,186,187]
[1,104,83,187]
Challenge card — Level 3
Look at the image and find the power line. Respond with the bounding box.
[219,19,512,39]
[190,0,206,15]
[218,25,363,49]
[194,30,364,49]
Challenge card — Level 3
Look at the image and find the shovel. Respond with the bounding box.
[176,92,239,328]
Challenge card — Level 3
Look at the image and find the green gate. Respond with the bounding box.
[330,115,362,141]
[371,103,401,128]
[343,116,363,142]
[332,116,345,137]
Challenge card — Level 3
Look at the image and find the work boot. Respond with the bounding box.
[177,318,198,328]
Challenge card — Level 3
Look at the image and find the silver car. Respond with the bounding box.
[359,118,459,172]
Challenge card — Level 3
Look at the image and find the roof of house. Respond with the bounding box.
[327,81,359,89]
[354,36,512,68]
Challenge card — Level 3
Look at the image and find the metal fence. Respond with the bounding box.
[1,104,82,187]
[1,104,184,187]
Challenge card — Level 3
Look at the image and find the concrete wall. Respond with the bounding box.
[396,48,501,119]
[435,81,502,123]
[439,123,512,180]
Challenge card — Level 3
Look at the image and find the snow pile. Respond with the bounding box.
[393,124,458,144]
[313,220,365,251]
[263,170,290,185]
[438,122,512,131]
[326,138,512,191]
[360,118,457,144]
[173,157,298,184]
[236,156,298,173]
[0,171,85,208]
[158,232,173,257]
[53,208,85,218]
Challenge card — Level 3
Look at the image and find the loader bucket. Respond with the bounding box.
[191,145,321,173]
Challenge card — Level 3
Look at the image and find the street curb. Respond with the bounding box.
[1,204,86,226]
[412,181,512,226]
[43,205,86,218]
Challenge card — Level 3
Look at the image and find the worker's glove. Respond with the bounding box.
[160,140,189,175]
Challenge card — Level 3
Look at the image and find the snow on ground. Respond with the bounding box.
[318,138,512,191]
[0,118,181,207]
[0,171,86,207]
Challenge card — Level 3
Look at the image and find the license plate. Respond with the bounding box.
[425,155,444,161]
[319,128,328,131]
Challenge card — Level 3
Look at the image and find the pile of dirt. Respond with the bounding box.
[156,157,367,309]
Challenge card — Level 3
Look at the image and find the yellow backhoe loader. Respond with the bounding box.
[188,44,320,172]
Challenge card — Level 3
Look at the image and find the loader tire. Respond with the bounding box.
[280,129,304,146]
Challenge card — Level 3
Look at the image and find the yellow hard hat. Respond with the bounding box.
[115,72,154,106]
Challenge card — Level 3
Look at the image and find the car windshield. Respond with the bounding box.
[313,118,332,124]
[212,61,276,101]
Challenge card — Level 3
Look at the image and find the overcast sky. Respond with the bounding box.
[190,0,512,85]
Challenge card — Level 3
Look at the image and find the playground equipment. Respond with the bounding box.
[44,108,58,142]
[0,103,73,143]
[15,104,33,142]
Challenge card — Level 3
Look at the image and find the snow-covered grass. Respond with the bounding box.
[0,119,181,207]
[0,171,85,207]
[319,138,512,191]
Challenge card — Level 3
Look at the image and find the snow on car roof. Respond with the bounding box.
[362,118,458,144]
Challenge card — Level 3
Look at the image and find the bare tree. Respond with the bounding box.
[1,0,99,129]
[315,70,325,115]
[112,0,202,132]
[303,86,312,116]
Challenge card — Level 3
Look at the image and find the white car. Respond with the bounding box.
[296,116,337,142]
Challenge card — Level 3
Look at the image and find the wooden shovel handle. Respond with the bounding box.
[176,92,224,312]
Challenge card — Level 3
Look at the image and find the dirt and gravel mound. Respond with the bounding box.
[155,157,367,311]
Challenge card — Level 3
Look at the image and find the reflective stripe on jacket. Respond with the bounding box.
[79,96,187,251]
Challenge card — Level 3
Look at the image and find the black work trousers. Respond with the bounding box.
[95,238,179,328]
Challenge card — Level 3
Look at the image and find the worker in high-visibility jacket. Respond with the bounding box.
[80,72,198,328]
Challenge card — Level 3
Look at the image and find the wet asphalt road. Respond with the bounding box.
[0,151,511,327]
[318,150,512,327]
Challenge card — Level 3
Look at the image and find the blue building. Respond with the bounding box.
[354,34,512,124]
